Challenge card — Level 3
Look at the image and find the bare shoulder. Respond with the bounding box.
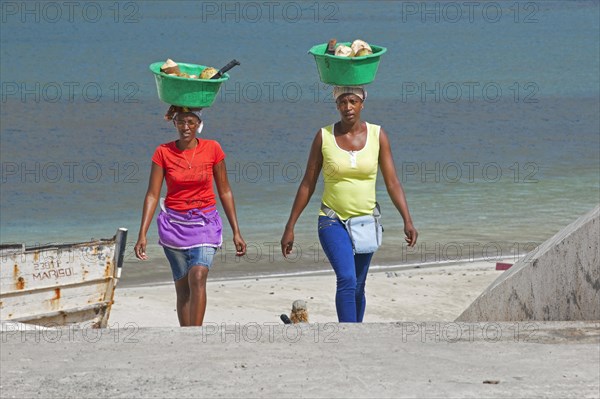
[313,129,323,144]
[378,126,391,146]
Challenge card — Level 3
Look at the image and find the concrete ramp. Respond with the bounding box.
[1,322,599,398]
[457,205,600,322]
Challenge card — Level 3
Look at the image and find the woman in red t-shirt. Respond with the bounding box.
[134,108,246,326]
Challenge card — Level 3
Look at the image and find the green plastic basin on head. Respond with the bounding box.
[149,62,229,107]
[308,42,387,86]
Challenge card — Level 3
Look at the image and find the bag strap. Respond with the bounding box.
[321,203,339,219]
[374,203,381,217]
[320,203,380,220]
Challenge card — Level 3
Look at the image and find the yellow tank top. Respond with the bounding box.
[319,122,380,220]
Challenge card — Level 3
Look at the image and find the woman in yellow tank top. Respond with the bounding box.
[281,86,418,323]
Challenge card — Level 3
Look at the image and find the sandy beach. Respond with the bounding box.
[110,260,505,327]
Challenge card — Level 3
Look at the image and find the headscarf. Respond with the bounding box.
[164,105,204,134]
[333,86,367,101]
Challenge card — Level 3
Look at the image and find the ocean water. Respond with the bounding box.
[1,1,598,284]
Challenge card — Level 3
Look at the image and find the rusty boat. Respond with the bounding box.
[0,228,127,328]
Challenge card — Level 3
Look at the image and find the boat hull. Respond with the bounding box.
[0,228,127,328]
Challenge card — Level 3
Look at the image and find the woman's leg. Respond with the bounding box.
[186,246,216,326]
[174,276,191,326]
[354,252,374,322]
[164,247,192,326]
[165,246,215,327]
[318,216,358,322]
[187,265,209,326]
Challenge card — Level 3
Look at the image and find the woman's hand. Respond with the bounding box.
[134,236,148,260]
[135,163,163,262]
[280,131,323,258]
[215,159,248,258]
[233,233,246,256]
[404,222,418,247]
[378,128,418,248]
[280,227,295,257]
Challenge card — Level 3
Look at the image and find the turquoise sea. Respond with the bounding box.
[1,1,598,284]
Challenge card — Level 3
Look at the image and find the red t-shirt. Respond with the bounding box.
[152,138,226,212]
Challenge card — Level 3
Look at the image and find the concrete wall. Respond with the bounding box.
[457,205,600,322]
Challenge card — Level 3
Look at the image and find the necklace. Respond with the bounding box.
[182,140,198,169]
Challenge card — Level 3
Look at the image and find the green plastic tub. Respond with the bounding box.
[308,42,387,86]
[149,62,229,107]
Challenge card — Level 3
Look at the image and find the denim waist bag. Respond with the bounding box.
[157,198,223,249]
[321,203,383,254]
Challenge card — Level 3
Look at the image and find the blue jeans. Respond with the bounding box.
[318,216,374,322]
[163,245,217,281]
